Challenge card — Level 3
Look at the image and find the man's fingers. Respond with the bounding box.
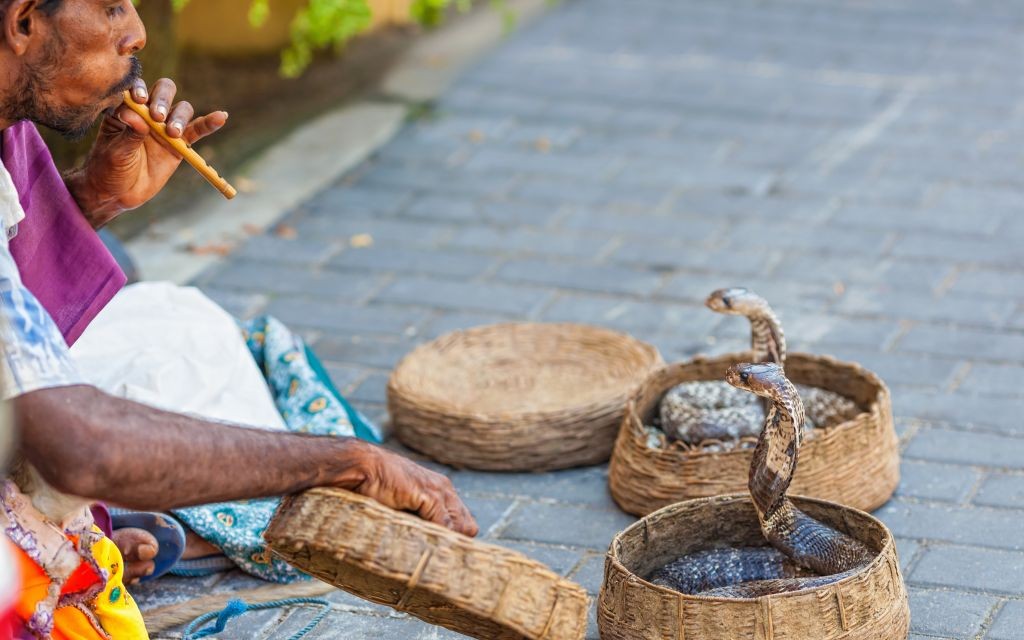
[165,101,194,139]
[416,492,455,530]
[183,112,229,145]
[417,475,477,536]
[130,78,149,105]
[443,490,479,537]
[108,105,150,139]
[148,78,178,123]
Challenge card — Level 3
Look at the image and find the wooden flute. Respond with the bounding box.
[121,90,237,200]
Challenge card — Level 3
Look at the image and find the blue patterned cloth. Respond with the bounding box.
[171,316,381,583]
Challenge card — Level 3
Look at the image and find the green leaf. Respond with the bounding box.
[248,0,270,27]
[280,0,372,77]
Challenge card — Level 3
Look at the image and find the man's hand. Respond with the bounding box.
[340,442,479,537]
[65,78,229,228]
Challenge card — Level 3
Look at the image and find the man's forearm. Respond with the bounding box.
[15,385,372,511]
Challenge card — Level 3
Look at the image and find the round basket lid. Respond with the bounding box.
[390,323,662,420]
[265,488,590,640]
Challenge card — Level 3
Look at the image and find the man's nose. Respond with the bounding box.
[118,4,147,56]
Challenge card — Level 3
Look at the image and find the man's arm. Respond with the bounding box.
[16,384,477,536]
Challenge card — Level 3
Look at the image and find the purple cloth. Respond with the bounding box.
[1,121,126,346]
[89,503,114,539]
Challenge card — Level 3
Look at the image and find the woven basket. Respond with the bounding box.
[608,352,898,517]
[598,494,910,640]
[264,488,590,640]
[389,323,662,471]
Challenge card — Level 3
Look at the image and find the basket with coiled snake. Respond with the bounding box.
[654,288,860,450]
[650,362,873,597]
[607,289,899,518]
[598,362,909,640]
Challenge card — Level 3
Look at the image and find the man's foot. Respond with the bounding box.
[108,512,187,584]
[110,528,158,585]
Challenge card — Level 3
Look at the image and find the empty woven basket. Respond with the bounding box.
[389,323,662,471]
[599,494,910,640]
[265,488,590,640]
[608,352,898,517]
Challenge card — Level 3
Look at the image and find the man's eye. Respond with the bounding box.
[107,3,124,16]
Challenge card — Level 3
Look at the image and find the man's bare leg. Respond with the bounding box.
[181,530,220,560]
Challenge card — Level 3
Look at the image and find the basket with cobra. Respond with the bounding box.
[602,361,907,639]
[388,323,662,472]
[598,493,910,640]
[264,487,590,640]
[609,351,897,516]
[609,287,898,516]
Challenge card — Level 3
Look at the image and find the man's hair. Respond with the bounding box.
[0,0,65,18]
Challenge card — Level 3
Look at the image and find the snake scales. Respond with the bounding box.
[659,288,859,446]
[650,362,874,597]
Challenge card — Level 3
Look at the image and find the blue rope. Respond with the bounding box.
[182,597,331,640]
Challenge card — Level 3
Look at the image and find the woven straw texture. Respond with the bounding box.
[609,352,898,517]
[264,488,591,640]
[389,323,662,471]
[598,494,910,640]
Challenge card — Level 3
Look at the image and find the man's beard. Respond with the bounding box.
[1,37,143,141]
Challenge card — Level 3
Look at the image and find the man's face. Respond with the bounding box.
[2,0,146,139]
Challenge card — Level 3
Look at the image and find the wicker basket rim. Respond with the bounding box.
[389,386,639,425]
[389,322,662,421]
[274,487,591,582]
[627,351,888,459]
[606,493,895,603]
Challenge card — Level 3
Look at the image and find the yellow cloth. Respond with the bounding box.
[13,527,148,640]
[90,534,149,640]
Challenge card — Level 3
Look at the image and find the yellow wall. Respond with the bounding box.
[176,0,412,56]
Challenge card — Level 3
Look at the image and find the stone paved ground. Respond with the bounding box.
[149,0,1024,637]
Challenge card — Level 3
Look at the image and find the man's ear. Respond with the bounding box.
[3,0,41,56]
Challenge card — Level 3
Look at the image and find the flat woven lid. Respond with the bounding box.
[265,488,590,640]
[390,323,661,419]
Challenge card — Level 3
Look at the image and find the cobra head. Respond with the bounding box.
[725,362,788,398]
[705,288,770,316]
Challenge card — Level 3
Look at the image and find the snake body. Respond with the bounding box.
[650,363,873,597]
[659,288,858,445]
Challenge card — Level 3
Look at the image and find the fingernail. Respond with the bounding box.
[169,122,182,135]
[155,105,167,119]
[145,566,155,576]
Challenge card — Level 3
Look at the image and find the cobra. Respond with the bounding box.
[659,288,857,445]
[650,362,874,597]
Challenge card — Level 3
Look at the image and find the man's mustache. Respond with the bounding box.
[107,56,144,99]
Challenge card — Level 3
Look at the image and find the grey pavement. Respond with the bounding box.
[150,0,1024,638]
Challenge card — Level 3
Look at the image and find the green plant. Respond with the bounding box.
[153,0,511,77]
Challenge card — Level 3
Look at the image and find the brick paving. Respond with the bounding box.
[150,0,1024,637]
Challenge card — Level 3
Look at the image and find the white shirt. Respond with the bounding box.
[0,161,81,400]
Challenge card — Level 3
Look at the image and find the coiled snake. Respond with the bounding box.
[660,288,858,445]
[650,362,874,597]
